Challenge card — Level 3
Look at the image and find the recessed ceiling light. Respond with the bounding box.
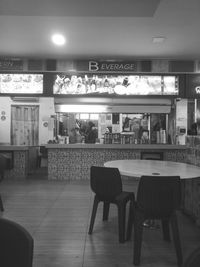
[152,37,166,43]
[51,34,66,46]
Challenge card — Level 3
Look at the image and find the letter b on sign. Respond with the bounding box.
[89,61,99,71]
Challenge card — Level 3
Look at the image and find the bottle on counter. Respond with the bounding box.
[65,130,69,144]
[82,136,85,144]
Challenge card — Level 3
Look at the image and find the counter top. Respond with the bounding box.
[46,144,186,150]
[0,145,30,151]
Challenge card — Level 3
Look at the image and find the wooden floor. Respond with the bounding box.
[0,168,200,267]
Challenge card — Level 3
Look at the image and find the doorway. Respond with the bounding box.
[11,105,39,145]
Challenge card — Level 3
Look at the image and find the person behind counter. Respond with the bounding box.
[69,127,82,144]
[85,121,98,144]
[188,122,197,135]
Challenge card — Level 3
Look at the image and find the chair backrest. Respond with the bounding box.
[90,166,122,201]
[136,175,181,218]
[0,155,7,180]
[183,246,200,267]
[0,218,34,267]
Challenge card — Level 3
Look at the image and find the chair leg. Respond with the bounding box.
[133,211,145,266]
[117,203,126,243]
[170,213,183,267]
[88,196,99,235]
[126,201,134,241]
[103,202,110,221]
[0,195,4,212]
[162,219,171,241]
[37,156,41,168]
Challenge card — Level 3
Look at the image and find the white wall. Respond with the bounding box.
[39,97,55,144]
[0,97,55,145]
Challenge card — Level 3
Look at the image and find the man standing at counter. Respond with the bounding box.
[85,121,98,143]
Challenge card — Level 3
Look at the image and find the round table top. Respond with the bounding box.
[104,160,200,179]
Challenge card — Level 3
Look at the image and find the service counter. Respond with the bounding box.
[46,144,187,180]
[0,145,39,179]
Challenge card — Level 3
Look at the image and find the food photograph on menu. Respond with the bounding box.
[0,74,43,94]
[53,74,179,96]
[163,76,179,95]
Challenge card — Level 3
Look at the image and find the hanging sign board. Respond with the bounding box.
[53,73,179,96]
[88,61,137,72]
[186,74,200,98]
[0,58,23,71]
[0,74,43,94]
[74,60,138,72]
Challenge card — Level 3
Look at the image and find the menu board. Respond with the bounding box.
[163,76,178,95]
[0,74,43,94]
[53,74,179,96]
[186,74,200,98]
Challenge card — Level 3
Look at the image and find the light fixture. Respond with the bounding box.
[57,105,110,113]
[51,34,66,46]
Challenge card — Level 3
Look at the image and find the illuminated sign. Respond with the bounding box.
[88,61,137,72]
[0,59,23,70]
[0,74,43,94]
[53,74,179,96]
[195,86,200,94]
[186,74,200,98]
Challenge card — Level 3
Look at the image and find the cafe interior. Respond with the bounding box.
[1,1,200,266]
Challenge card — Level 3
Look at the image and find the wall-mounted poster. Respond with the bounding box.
[0,74,43,94]
[53,74,179,96]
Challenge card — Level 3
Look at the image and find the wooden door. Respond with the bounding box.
[11,105,39,145]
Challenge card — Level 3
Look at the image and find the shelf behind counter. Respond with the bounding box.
[46,143,187,180]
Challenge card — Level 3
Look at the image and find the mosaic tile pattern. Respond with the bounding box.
[164,150,187,163]
[48,147,186,181]
[4,151,28,180]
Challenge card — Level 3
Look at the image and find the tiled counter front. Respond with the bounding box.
[183,136,200,225]
[47,144,187,181]
[0,146,29,179]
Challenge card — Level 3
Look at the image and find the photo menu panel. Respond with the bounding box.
[0,74,43,94]
[53,74,179,96]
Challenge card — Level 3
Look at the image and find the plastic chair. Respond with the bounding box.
[88,166,135,243]
[183,246,200,267]
[0,155,7,211]
[0,217,34,267]
[127,175,183,266]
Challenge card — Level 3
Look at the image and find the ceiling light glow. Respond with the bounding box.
[52,34,66,46]
[58,105,109,113]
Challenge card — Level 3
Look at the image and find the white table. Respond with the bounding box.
[104,159,200,179]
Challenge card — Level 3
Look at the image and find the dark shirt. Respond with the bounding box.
[85,129,97,143]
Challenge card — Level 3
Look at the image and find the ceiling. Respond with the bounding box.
[0,0,200,60]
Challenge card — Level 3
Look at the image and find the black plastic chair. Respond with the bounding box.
[0,155,7,211]
[127,175,183,266]
[183,246,200,267]
[0,217,34,267]
[88,166,135,243]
